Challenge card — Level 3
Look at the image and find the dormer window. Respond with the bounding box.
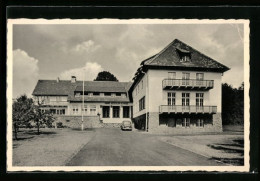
[93,92,100,96]
[176,47,191,62]
[180,55,190,62]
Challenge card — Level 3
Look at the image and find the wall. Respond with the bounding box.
[67,102,132,124]
[55,115,102,128]
[132,73,148,118]
[147,69,222,113]
[147,112,222,134]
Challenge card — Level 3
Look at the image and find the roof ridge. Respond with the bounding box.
[148,39,179,65]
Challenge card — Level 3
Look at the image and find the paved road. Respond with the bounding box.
[67,128,224,166]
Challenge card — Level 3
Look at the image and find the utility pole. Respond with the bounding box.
[81,69,85,131]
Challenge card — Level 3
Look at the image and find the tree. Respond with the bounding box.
[94,71,119,81]
[222,82,244,125]
[12,95,55,139]
[33,101,55,135]
[12,95,34,140]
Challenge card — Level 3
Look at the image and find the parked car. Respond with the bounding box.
[121,120,132,131]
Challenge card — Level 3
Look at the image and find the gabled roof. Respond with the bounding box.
[32,80,132,97]
[129,38,230,94]
[140,39,229,72]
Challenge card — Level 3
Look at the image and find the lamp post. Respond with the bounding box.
[81,69,85,131]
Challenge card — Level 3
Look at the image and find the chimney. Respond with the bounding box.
[71,76,76,83]
[56,77,60,83]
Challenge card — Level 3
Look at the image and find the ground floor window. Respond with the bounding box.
[72,107,79,115]
[182,118,190,127]
[113,106,120,118]
[56,109,65,115]
[123,106,130,118]
[90,105,96,115]
[81,105,87,115]
[197,118,204,127]
[103,106,110,118]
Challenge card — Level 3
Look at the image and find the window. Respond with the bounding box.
[182,118,190,127]
[113,106,120,118]
[181,55,190,62]
[103,106,110,118]
[141,80,143,89]
[72,107,79,115]
[56,109,65,115]
[123,106,130,118]
[50,109,56,114]
[196,73,204,86]
[139,96,145,111]
[182,73,190,85]
[93,92,100,96]
[90,105,96,115]
[168,72,176,79]
[167,92,176,106]
[182,93,190,106]
[196,73,204,80]
[82,105,87,115]
[196,93,204,108]
[104,92,111,96]
[116,93,121,96]
[197,118,204,127]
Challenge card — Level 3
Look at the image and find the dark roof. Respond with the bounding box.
[141,39,229,72]
[75,81,130,93]
[32,80,76,96]
[129,38,230,94]
[32,80,132,97]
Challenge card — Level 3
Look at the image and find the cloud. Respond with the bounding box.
[59,62,103,81]
[13,49,39,98]
[71,40,101,53]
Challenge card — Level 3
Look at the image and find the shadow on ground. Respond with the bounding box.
[70,128,95,131]
[13,129,57,141]
[208,139,244,166]
[210,157,244,166]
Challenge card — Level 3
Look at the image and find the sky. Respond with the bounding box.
[12,23,244,98]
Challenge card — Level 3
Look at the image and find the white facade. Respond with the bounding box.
[132,69,222,118]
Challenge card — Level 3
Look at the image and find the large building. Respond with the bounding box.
[32,38,229,133]
[130,39,229,134]
[32,77,132,128]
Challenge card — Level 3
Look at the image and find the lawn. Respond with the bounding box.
[159,125,244,166]
[13,128,95,166]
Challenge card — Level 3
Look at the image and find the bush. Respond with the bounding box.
[56,122,64,128]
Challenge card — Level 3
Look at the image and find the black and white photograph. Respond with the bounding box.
[6,19,250,172]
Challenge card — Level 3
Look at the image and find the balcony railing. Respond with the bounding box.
[159,105,217,114]
[162,79,214,90]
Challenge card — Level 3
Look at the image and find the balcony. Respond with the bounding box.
[159,105,217,114]
[162,79,214,90]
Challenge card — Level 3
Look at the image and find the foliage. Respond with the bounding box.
[94,71,119,81]
[12,95,55,139]
[56,122,64,128]
[222,82,244,125]
[12,95,35,139]
[32,102,55,134]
